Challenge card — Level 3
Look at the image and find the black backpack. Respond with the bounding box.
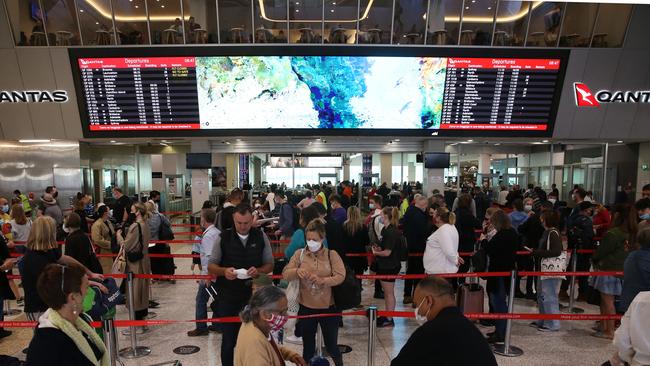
[291,204,301,231]
[158,213,175,241]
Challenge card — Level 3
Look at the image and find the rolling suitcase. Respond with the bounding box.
[457,282,485,314]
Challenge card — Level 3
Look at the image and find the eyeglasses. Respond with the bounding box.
[56,264,68,294]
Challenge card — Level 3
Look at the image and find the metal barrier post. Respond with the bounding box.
[565,252,584,314]
[493,270,523,357]
[119,272,151,359]
[3,299,21,316]
[367,306,377,366]
[102,318,122,366]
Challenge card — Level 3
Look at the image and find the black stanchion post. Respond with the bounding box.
[493,270,524,357]
[367,306,377,366]
[565,252,584,314]
[118,272,151,359]
[102,318,122,366]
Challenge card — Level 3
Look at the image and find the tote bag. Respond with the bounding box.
[286,249,305,316]
[540,230,568,280]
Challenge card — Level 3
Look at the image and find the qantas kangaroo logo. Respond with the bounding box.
[573,83,599,107]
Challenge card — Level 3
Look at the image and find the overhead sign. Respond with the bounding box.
[0,90,68,103]
[574,82,650,107]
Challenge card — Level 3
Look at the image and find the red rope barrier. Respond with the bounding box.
[160,211,191,215]
[171,224,201,228]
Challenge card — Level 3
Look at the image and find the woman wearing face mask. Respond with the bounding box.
[235,286,307,366]
[25,263,110,366]
[116,203,151,324]
[91,205,115,275]
[283,219,345,366]
[372,207,404,328]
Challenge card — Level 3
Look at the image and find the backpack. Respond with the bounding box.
[368,215,381,245]
[398,234,408,261]
[158,213,175,241]
[215,210,224,232]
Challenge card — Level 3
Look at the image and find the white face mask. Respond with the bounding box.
[306,240,321,252]
[414,299,430,326]
[524,205,533,212]
[254,203,261,209]
[237,233,249,242]
[548,198,556,204]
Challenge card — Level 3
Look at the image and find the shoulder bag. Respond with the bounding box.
[286,249,305,316]
[126,223,144,263]
[328,249,361,310]
[540,229,568,280]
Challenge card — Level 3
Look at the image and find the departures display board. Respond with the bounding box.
[69,47,568,138]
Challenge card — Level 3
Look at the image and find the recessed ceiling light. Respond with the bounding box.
[236,138,242,142]
[19,139,50,143]
[617,140,623,143]
[161,4,165,7]
[160,142,168,146]
[95,22,99,25]
[225,141,231,145]
[494,143,501,146]
[295,9,299,12]
[467,139,473,142]
[394,139,400,142]
[110,140,116,143]
[134,5,139,8]
[487,6,491,9]
[542,140,549,143]
[332,1,336,4]
[330,9,334,12]
[465,6,469,9]
[79,9,84,12]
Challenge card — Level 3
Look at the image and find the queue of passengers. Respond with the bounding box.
[1,180,650,366]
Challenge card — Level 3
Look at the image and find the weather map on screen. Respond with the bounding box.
[195,56,446,130]
[70,47,567,137]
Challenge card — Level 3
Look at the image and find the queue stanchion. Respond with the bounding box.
[493,270,524,357]
[367,306,377,366]
[102,318,124,366]
[119,272,151,359]
[565,252,584,314]
[3,299,21,316]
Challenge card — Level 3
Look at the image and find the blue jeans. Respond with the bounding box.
[488,278,508,339]
[195,281,216,330]
[537,278,561,330]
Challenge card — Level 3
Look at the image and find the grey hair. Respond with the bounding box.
[417,276,455,299]
[240,285,286,323]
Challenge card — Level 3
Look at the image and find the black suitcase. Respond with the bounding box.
[149,243,176,275]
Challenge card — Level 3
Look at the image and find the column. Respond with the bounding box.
[190,141,210,214]
[380,153,392,184]
[423,140,446,195]
[478,153,491,186]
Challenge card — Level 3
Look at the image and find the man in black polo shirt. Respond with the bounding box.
[208,204,274,366]
[112,187,132,227]
[391,276,497,366]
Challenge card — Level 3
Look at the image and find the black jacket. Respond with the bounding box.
[403,206,430,253]
[485,228,519,272]
[26,327,103,366]
[568,214,594,249]
[65,230,102,274]
[325,219,345,259]
[518,213,545,248]
[454,207,480,253]
[391,307,497,366]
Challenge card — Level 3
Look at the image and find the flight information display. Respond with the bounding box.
[70,48,567,137]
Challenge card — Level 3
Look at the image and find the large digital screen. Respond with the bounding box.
[69,47,568,138]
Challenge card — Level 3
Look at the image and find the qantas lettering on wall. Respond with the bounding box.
[574,83,650,107]
[0,90,68,103]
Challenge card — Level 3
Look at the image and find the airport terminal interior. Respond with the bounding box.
[1,0,650,365]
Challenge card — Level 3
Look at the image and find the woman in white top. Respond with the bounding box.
[424,207,462,275]
[10,204,32,244]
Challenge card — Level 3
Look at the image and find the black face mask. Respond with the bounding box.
[128,212,137,223]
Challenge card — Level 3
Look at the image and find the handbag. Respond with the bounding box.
[126,223,144,263]
[328,249,361,310]
[540,230,568,280]
[286,249,305,316]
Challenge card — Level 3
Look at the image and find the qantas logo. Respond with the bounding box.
[0,90,68,103]
[574,82,650,107]
[573,83,599,107]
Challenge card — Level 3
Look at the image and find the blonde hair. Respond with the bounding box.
[144,201,156,214]
[305,218,326,239]
[343,206,363,236]
[485,207,501,220]
[382,206,400,227]
[133,202,150,221]
[26,216,58,251]
[435,207,456,225]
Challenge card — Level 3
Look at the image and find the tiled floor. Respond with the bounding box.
[2,242,617,366]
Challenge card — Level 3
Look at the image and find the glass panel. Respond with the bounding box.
[40,0,82,46]
[219,0,253,43]
[76,0,114,45]
[591,4,632,48]
[146,0,184,44]
[289,0,323,43]
[324,0,359,44]
[459,0,496,45]
[393,0,427,44]
[558,2,597,47]
[109,0,150,44]
[426,0,463,45]
[358,0,391,44]
[5,0,40,45]
[254,0,289,43]
[185,0,218,44]
[493,0,529,46]
[526,1,564,47]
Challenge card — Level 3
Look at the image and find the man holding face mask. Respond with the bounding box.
[391,276,497,366]
[209,204,274,366]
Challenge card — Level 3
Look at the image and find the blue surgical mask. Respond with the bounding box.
[369,203,375,210]
[640,213,650,221]
[0,205,8,213]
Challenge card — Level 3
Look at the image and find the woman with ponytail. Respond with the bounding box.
[424,207,461,277]
[371,206,403,328]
